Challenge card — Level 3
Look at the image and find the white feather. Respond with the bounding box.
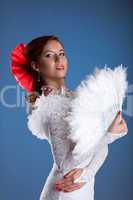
[27,95,51,140]
[27,93,72,140]
[64,65,128,159]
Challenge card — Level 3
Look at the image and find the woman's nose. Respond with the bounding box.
[54,54,61,62]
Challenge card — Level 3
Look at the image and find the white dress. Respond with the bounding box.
[26,86,127,200]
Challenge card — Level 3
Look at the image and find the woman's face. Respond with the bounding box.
[36,40,68,80]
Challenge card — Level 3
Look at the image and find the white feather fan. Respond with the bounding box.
[64,65,128,159]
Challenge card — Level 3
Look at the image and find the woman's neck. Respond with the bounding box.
[41,78,65,90]
[40,78,68,96]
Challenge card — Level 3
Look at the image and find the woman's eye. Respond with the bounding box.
[45,54,53,58]
[45,52,65,58]
[59,52,65,56]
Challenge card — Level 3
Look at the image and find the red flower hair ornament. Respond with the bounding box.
[10,43,35,93]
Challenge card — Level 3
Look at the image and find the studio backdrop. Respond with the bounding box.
[0,0,132,199]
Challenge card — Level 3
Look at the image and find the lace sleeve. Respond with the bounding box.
[26,93,50,140]
[106,131,128,144]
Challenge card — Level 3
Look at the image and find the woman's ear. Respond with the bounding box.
[31,61,39,72]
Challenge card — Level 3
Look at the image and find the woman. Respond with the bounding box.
[10,35,128,200]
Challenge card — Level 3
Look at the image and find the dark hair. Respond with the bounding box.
[24,35,64,104]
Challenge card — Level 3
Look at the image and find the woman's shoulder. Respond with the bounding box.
[25,90,51,105]
[25,90,57,115]
[25,92,40,105]
[25,92,39,115]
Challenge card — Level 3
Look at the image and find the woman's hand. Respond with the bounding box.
[54,168,86,192]
[107,111,128,134]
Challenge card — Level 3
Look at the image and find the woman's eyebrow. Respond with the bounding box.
[43,49,64,54]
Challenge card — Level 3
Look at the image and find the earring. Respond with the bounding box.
[36,71,41,94]
[37,71,41,83]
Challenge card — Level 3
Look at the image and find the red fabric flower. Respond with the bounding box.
[10,43,35,92]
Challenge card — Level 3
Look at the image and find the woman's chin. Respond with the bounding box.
[55,73,66,78]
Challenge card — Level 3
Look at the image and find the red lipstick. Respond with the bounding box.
[56,65,64,70]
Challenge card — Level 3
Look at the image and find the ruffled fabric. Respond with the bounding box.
[27,94,51,140]
[10,43,35,92]
[27,92,72,141]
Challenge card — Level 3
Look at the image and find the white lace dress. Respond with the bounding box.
[26,86,127,200]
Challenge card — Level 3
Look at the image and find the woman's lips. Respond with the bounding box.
[56,65,64,70]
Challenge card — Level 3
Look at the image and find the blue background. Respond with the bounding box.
[0,0,132,199]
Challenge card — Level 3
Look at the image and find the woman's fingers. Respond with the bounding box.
[54,179,74,191]
[55,179,74,188]
[56,182,85,192]
[108,110,128,134]
[119,119,128,132]
[55,175,78,189]
[54,168,85,192]
[120,118,127,127]
[55,176,72,186]
[55,168,82,185]
[63,168,79,178]
[63,182,86,192]
[114,111,122,125]
[55,176,74,191]
[114,117,128,133]
[63,168,83,180]
[73,168,84,179]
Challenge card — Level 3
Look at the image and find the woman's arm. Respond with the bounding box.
[55,111,128,191]
[25,93,50,140]
[106,131,128,144]
[25,92,39,115]
[73,135,108,183]
[55,135,109,193]
[82,111,128,179]
[61,130,127,187]
[106,111,128,144]
[77,111,128,182]
[78,129,127,182]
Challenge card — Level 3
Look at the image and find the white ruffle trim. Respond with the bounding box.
[27,94,51,140]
